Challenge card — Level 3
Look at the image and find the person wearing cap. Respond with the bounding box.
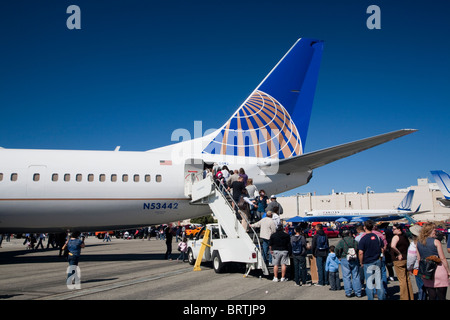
[269,224,292,282]
[266,195,283,215]
[407,224,426,300]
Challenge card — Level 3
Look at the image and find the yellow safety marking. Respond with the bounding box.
[193,229,211,271]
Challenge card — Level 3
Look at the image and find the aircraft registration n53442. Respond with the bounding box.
[0,38,416,233]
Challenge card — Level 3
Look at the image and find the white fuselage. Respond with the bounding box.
[0,140,312,232]
[306,209,408,217]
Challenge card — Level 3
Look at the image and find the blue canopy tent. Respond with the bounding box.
[335,217,349,223]
[286,216,307,223]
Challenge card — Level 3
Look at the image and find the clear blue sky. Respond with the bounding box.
[0,0,449,196]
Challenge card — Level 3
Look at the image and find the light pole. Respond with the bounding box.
[366,186,372,209]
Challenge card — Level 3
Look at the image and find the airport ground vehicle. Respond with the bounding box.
[185,225,203,239]
[187,223,260,273]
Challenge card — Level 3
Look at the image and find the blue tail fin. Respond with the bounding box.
[397,190,414,210]
[431,170,450,199]
[203,38,324,159]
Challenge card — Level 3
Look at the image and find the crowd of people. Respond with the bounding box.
[261,220,450,300]
[2,164,449,300]
[203,164,450,300]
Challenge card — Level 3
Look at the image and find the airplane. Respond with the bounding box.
[300,190,424,223]
[430,170,450,208]
[0,38,417,233]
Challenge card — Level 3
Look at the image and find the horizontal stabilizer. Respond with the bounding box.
[262,129,417,174]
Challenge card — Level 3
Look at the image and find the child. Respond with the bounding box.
[325,245,341,291]
[177,237,188,262]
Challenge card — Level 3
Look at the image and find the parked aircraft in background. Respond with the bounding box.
[300,190,425,223]
[0,38,416,233]
[431,170,450,208]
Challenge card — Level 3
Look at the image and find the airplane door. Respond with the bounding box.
[26,165,47,197]
[184,158,204,197]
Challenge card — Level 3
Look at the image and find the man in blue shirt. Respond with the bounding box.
[358,220,385,300]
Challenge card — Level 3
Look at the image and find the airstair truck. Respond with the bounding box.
[187,175,268,276]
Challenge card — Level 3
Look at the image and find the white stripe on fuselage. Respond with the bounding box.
[0,146,312,232]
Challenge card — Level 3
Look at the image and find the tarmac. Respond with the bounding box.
[0,235,448,304]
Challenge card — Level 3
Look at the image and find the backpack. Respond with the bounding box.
[292,237,303,255]
[343,238,357,260]
[317,234,328,251]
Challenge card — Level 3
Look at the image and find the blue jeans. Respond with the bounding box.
[67,255,80,280]
[414,275,427,300]
[316,256,329,285]
[262,239,272,266]
[340,258,362,297]
[292,255,308,285]
[363,260,385,300]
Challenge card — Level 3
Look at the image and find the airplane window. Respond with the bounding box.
[156,174,162,183]
[99,174,106,182]
[64,174,70,182]
[145,174,151,182]
[33,173,40,182]
[111,174,117,182]
[134,174,140,182]
[52,173,58,182]
[11,173,18,181]
[122,174,128,182]
[0,173,3,181]
[76,174,82,182]
[88,174,94,182]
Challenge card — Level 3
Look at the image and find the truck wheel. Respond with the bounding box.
[212,251,225,273]
[187,248,195,265]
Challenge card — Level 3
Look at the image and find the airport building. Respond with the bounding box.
[276,178,450,222]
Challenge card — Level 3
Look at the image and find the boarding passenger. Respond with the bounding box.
[254,190,269,221]
[250,212,276,269]
[238,189,253,231]
[221,165,230,183]
[335,230,362,297]
[271,207,281,227]
[238,168,248,186]
[269,224,291,282]
[245,179,258,222]
[229,176,246,215]
[416,222,450,300]
[291,226,310,286]
[228,170,240,187]
[266,195,283,215]
[390,224,414,300]
[358,220,385,300]
[312,224,329,287]
[326,245,341,291]
[245,178,258,200]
